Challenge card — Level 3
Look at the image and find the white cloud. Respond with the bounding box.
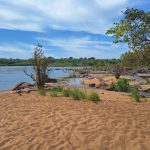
[0,37,128,58]
[0,0,129,34]
[0,43,34,58]
[95,0,127,9]
[40,37,128,58]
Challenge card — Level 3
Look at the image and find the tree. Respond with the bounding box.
[24,44,48,88]
[106,8,150,50]
[121,48,150,67]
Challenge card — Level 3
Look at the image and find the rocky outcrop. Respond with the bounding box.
[139,85,150,92]
[80,76,116,88]
[137,68,150,74]
[137,74,150,78]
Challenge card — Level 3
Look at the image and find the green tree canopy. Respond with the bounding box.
[106,8,150,50]
[121,48,150,67]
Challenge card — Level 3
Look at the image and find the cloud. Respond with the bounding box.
[39,36,128,58]
[0,36,128,59]
[0,0,129,34]
[0,43,34,58]
[0,0,147,59]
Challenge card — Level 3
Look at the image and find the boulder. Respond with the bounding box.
[80,76,116,88]
[139,85,150,92]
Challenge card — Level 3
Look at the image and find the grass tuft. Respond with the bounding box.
[130,87,140,102]
[48,86,63,93]
[88,92,100,103]
[115,79,130,92]
[38,87,46,96]
[50,91,58,97]
[63,88,72,97]
[70,88,87,100]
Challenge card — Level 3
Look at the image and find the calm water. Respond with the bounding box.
[0,66,74,91]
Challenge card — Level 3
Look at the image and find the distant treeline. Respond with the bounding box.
[0,57,119,67]
[0,58,33,66]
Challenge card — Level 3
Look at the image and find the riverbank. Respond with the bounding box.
[0,90,150,149]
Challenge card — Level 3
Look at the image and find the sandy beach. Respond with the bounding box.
[0,90,150,150]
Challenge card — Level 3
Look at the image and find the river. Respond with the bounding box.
[0,66,75,91]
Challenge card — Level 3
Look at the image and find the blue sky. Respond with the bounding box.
[0,0,149,59]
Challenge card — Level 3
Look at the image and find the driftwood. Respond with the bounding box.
[12,82,34,91]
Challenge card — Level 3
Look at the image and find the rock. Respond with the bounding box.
[137,68,150,74]
[120,75,135,81]
[45,83,60,88]
[95,82,103,88]
[129,81,141,89]
[80,74,88,78]
[80,78,101,86]
[129,80,147,87]
[139,85,150,92]
[78,69,90,75]
[45,78,58,83]
[137,74,150,78]
[80,76,116,88]
[12,82,34,91]
[104,80,114,86]
[55,68,61,70]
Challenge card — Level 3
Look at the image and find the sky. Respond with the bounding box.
[0,0,149,59]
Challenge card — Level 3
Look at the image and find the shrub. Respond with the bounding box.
[114,64,123,79]
[63,88,71,97]
[46,86,63,96]
[109,84,117,91]
[70,88,87,100]
[88,92,100,103]
[49,86,63,92]
[50,91,58,97]
[130,88,140,102]
[38,87,46,96]
[115,79,129,92]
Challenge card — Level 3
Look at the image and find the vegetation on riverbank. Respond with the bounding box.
[110,79,141,102]
[0,57,119,67]
[38,86,100,103]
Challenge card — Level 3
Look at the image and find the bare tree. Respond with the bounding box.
[24,44,48,88]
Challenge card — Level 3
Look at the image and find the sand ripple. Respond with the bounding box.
[0,91,150,150]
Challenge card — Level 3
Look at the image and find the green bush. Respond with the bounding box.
[88,92,100,102]
[115,79,129,92]
[50,91,58,97]
[63,88,71,97]
[70,88,87,100]
[49,86,63,92]
[38,87,46,96]
[130,88,140,102]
